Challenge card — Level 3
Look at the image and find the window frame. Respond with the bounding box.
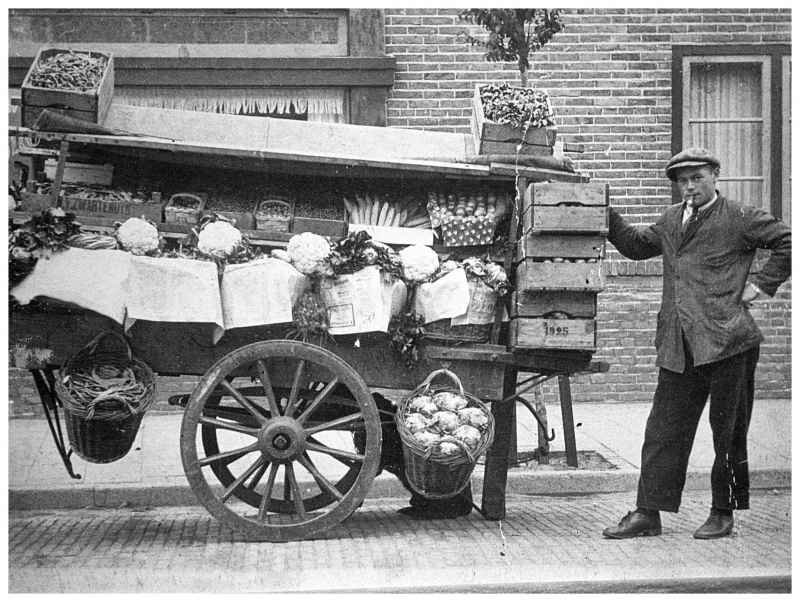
[672,44,791,219]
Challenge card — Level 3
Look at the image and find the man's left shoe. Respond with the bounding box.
[693,509,734,539]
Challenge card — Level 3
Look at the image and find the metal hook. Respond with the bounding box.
[515,396,556,441]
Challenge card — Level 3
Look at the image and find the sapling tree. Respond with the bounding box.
[459,9,565,87]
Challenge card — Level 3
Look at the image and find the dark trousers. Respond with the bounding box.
[636,345,759,512]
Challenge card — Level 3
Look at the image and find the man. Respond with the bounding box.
[602,147,791,540]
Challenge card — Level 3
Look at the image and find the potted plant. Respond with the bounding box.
[460,9,565,156]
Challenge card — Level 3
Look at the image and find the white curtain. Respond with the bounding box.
[689,62,764,206]
[115,87,345,123]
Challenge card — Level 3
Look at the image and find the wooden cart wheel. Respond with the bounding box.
[181,340,381,542]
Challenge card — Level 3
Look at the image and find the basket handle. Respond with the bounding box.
[83,330,133,362]
[168,193,204,209]
[257,199,292,213]
[419,369,465,397]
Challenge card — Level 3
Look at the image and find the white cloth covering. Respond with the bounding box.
[11,248,131,324]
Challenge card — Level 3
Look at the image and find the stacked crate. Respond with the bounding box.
[510,182,609,351]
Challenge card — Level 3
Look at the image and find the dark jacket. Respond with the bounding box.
[608,195,791,373]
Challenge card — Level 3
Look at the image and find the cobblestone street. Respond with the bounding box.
[9,489,791,593]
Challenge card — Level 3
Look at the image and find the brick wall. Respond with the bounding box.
[384,7,792,401]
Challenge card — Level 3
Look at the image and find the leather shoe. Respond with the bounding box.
[693,509,733,539]
[603,510,662,539]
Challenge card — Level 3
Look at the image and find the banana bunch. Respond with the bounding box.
[343,193,431,229]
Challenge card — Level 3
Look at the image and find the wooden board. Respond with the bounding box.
[60,196,163,222]
[529,181,609,206]
[510,317,596,351]
[516,258,604,292]
[292,216,347,237]
[524,205,609,234]
[21,48,114,128]
[512,291,597,318]
[517,234,606,260]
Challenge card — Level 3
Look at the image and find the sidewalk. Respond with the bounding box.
[9,398,791,510]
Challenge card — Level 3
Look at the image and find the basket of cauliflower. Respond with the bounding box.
[395,368,494,499]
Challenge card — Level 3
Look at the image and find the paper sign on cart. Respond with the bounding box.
[221,258,309,330]
[124,255,225,343]
[320,265,407,335]
[451,279,502,326]
[348,223,434,246]
[413,268,471,323]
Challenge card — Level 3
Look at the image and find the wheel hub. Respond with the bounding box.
[258,416,306,461]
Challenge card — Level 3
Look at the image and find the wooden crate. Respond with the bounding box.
[164,193,206,225]
[471,84,557,156]
[524,181,609,234]
[21,48,114,129]
[516,258,604,292]
[510,317,596,351]
[512,291,597,319]
[61,195,163,222]
[518,233,606,261]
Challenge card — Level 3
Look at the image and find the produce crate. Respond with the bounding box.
[510,317,596,351]
[515,258,604,292]
[511,290,597,319]
[440,214,497,247]
[61,193,163,222]
[44,159,113,186]
[21,48,114,129]
[524,182,609,235]
[471,84,557,156]
[518,233,606,262]
[164,193,205,225]
[291,204,347,238]
[255,199,293,232]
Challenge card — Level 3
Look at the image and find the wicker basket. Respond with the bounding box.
[395,369,495,499]
[164,193,205,225]
[255,199,293,232]
[54,331,155,463]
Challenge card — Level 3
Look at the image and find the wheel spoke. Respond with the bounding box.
[199,416,260,436]
[284,462,308,519]
[198,442,260,467]
[305,411,364,435]
[297,453,344,501]
[255,359,281,418]
[257,463,280,521]
[246,460,270,490]
[295,378,340,425]
[219,380,268,426]
[305,440,365,463]
[284,359,306,417]
[220,457,265,503]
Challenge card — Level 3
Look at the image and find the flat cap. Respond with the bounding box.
[665,147,720,180]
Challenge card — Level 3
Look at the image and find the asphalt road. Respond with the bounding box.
[8,490,791,593]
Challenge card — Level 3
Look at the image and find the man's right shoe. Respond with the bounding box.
[602,510,662,539]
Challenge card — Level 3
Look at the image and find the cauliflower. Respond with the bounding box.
[399,244,439,282]
[287,232,333,276]
[116,217,159,255]
[412,430,440,448]
[453,425,482,448]
[458,406,489,429]
[270,249,292,263]
[403,412,430,433]
[438,441,462,456]
[432,410,460,433]
[407,395,438,417]
[433,391,468,412]
[197,220,243,258]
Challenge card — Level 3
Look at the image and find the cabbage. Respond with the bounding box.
[458,406,489,429]
[412,430,440,448]
[453,425,482,448]
[403,412,430,433]
[433,391,468,412]
[408,395,438,417]
[432,410,460,433]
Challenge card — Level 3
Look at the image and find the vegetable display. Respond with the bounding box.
[343,192,430,229]
[479,82,555,130]
[28,50,108,92]
[115,217,160,256]
[286,232,334,276]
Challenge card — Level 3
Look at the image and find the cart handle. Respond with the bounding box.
[419,368,465,397]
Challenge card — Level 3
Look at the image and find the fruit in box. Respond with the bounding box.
[426,189,509,246]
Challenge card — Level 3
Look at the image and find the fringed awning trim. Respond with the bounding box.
[114,87,345,117]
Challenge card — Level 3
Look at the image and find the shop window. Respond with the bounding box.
[674,46,791,220]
